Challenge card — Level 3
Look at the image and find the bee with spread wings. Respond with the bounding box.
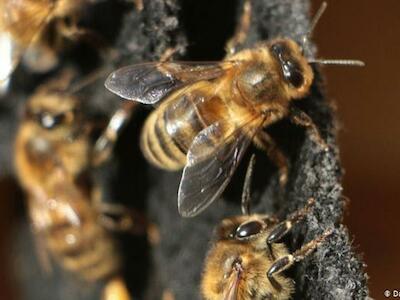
[105,1,364,217]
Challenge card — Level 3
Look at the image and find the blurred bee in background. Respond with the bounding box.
[14,69,140,300]
[201,155,333,300]
[0,0,144,94]
[0,0,93,83]
[105,1,364,217]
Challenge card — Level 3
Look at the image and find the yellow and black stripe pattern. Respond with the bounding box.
[29,187,120,282]
[140,81,228,171]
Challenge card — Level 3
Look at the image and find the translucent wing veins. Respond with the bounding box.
[105,61,234,104]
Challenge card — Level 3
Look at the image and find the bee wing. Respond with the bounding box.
[104,61,236,104]
[0,1,53,81]
[178,117,264,217]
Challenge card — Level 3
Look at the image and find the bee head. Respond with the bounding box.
[216,215,275,242]
[269,39,314,99]
[25,91,80,135]
[268,2,364,101]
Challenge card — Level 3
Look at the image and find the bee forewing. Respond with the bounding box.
[178,118,262,218]
[105,63,178,104]
[105,61,234,104]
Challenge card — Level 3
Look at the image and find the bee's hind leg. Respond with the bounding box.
[95,201,148,235]
[92,102,137,167]
[91,182,147,235]
[225,0,252,56]
[56,16,109,51]
[159,44,187,62]
[253,131,289,187]
[266,228,333,290]
[56,15,86,41]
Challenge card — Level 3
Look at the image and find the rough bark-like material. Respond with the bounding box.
[2,0,369,299]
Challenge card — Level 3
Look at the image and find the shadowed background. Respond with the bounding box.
[313,0,400,297]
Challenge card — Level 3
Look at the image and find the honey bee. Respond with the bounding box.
[201,155,333,300]
[105,1,364,217]
[14,70,136,300]
[0,0,97,82]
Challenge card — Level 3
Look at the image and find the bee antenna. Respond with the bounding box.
[301,1,328,53]
[241,154,256,216]
[68,68,109,94]
[308,58,365,67]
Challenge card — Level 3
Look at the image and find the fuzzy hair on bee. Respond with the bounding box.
[14,69,139,300]
[201,155,333,300]
[105,1,364,218]
[0,0,107,83]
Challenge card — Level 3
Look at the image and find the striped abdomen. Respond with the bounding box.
[141,81,231,170]
[29,186,120,282]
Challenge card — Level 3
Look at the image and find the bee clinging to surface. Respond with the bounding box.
[105,1,364,217]
[14,70,135,300]
[201,155,333,300]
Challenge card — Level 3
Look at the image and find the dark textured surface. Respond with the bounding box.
[1,0,369,299]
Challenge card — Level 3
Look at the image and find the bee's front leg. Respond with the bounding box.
[253,131,289,187]
[266,229,333,290]
[95,201,148,235]
[267,198,316,244]
[266,198,316,259]
[92,101,137,167]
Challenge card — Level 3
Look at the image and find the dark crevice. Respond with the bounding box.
[179,0,238,60]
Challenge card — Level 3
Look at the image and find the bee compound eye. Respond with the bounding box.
[282,60,304,88]
[271,43,288,57]
[39,112,66,129]
[235,221,263,239]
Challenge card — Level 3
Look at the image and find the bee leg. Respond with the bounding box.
[134,0,144,11]
[225,0,252,55]
[263,215,280,226]
[162,289,176,300]
[90,0,142,13]
[147,222,161,246]
[254,131,288,187]
[266,198,316,259]
[56,15,84,40]
[159,44,186,62]
[102,276,131,300]
[267,229,333,290]
[241,154,255,215]
[92,102,137,167]
[56,16,109,51]
[289,108,329,151]
[96,202,148,235]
